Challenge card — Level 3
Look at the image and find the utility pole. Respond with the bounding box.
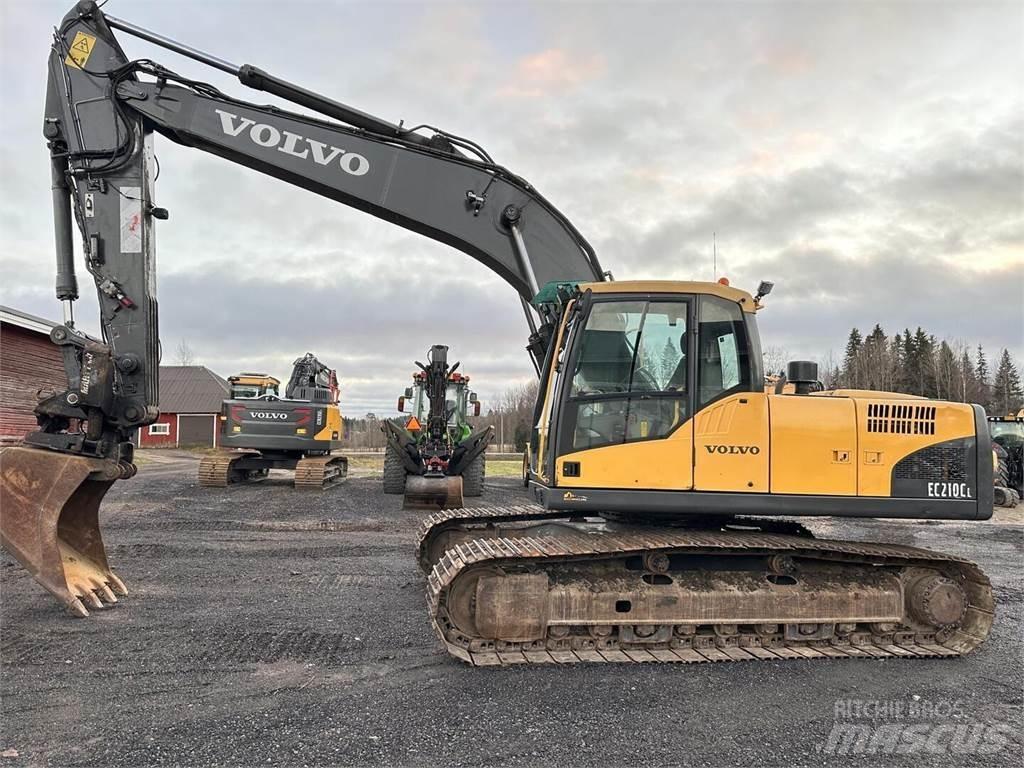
[713,231,717,280]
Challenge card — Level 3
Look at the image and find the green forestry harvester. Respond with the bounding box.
[990,410,1024,507]
[381,345,492,509]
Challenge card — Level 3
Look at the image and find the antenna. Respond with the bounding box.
[713,231,717,280]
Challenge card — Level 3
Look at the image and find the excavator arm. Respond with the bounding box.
[0,0,606,615]
[41,2,605,457]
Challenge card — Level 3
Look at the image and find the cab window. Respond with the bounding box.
[697,296,751,405]
[564,299,690,452]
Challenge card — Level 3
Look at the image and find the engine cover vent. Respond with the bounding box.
[867,402,936,435]
[892,438,968,481]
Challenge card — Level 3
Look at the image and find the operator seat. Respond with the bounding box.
[699,336,724,405]
[574,330,634,393]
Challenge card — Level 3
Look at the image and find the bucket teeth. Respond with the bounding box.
[80,589,104,610]
[108,573,128,596]
[96,582,118,603]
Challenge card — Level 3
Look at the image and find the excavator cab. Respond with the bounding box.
[229,374,281,399]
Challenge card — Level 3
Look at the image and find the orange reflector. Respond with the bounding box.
[718,277,730,286]
[406,417,421,431]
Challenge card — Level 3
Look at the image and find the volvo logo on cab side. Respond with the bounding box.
[704,444,761,455]
[214,109,370,176]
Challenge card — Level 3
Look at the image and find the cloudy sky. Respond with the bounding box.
[2,0,1021,415]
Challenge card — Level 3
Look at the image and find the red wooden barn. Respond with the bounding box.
[1,306,228,448]
[139,366,229,448]
[0,305,66,443]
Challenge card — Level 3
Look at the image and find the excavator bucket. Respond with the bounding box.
[403,475,464,511]
[0,446,127,617]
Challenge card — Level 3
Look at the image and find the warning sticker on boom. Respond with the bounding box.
[120,187,142,253]
[64,32,96,70]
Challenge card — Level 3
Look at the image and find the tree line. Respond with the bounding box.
[790,326,1023,415]
[340,381,540,452]
[343,325,1022,450]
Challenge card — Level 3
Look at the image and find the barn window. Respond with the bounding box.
[148,423,170,435]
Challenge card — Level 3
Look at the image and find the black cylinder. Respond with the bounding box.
[787,360,819,394]
[237,65,435,150]
[51,156,77,301]
[786,360,818,383]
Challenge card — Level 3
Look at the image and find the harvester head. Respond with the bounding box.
[0,446,128,616]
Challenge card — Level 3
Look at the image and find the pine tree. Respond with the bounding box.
[925,333,939,398]
[901,329,917,395]
[842,328,863,388]
[909,328,936,397]
[659,338,678,387]
[934,341,956,400]
[890,332,905,393]
[975,345,991,411]
[861,324,889,391]
[991,349,1023,415]
[959,347,976,403]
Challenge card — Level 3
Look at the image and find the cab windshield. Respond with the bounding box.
[991,421,1024,447]
[562,296,752,451]
[231,384,278,399]
[414,383,466,426]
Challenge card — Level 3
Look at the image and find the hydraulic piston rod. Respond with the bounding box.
[105,11,439,150]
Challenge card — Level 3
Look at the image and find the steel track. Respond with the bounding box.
[198,453,347,489]
[419,506,994,666]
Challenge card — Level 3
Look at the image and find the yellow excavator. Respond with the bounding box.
[0,2,994,662]
[198,354,347,489]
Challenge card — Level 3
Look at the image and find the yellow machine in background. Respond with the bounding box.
[198,355,347,489]
[227,374,281,398]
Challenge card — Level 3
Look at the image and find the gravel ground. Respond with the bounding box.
[2,451,1021,767]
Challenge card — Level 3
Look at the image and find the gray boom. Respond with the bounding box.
[34,1,606,463]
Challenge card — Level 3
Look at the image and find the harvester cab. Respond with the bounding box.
[402,358,481,444]
[382,345,493,509]
[990,411,1024,507]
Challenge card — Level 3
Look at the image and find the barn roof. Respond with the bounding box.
[0,305,58,335]
[1,304,99,339]
[159,366,229,414]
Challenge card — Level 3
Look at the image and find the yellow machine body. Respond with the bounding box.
[527,281,992,521]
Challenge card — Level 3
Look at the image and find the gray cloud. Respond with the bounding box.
[1,0,1021,414]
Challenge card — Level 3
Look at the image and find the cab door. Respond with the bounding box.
[692,295,769,492]
[551,295,694,490]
